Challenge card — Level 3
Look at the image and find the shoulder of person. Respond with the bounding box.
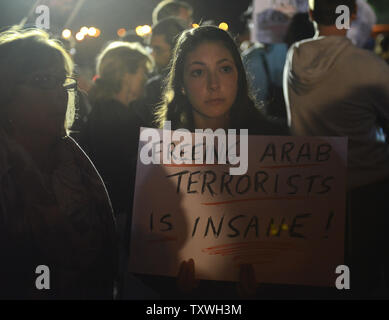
[242,42,266,58]
[60,136,96,170]
[60,136,114,206]
[353,46,389,73]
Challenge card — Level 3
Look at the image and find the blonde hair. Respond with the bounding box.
[0,26,75,132]
[89,41,153,102]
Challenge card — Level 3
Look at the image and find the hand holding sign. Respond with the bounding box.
[177,259,198,294]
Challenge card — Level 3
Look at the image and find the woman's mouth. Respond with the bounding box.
[205,98,225,105]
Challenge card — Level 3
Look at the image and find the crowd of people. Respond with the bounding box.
[0,0,388,299]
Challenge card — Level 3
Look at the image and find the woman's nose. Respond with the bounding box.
[207,72,220,91]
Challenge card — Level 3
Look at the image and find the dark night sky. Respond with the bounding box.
[0,0,251,38]
[1,0,387,39]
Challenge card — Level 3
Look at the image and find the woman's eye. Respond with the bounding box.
[221,65,233,73]
[190,69,203,77]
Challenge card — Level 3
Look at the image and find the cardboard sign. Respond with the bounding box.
[129,129,347,287]
[251,0,308,43]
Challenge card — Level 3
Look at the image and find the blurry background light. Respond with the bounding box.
[75,32,85,41]
[80,26,89,35]
[117,28,126,37]
[62,29,72,39]
[192,23,199,28]
[88,27,97,37]
[218,22,228,31]
[141,25,152,35]
[135,25,152,37]
[135,25,143,36]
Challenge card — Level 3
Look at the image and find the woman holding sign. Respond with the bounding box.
[151,25,288,298]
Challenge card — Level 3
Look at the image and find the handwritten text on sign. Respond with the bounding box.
[129,130,347,287]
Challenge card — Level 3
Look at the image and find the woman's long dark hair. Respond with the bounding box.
[155,25,262,131]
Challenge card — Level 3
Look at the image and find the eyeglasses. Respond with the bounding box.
[18,74,77,92]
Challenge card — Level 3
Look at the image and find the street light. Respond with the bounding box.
[62,29,72,39]
[75,32,85,41]
[219,22,228,31]
[80,26,89,35]
[88,27,97,37]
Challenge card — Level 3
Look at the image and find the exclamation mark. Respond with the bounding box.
[323,211,334,239]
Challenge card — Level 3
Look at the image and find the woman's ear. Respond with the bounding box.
[181,87,186,95]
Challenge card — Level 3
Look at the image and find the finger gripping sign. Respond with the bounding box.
[129,128,347,287]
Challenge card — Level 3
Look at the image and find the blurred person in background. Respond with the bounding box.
[68,36,103,143]
[0,26,117,299]
[79,40,154,298]
[152,0,193,27]
[284,12,315,48]
[81,41,153,238]
[284,0,389,298]
[347,0,377,50]
[138,17,187,126]
[240,8,289,127]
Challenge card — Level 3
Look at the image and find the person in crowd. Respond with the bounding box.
[284,0,389,298]
[240,17,289,127]
[347,0,377,50]
[141,25,287,299]
[138,17,187,126]
[284,12,315,48]
[79,41,154,298]
[251,0,309,45]
[81,41,152,236]
[152,0,193,27]
[0,26,117,299]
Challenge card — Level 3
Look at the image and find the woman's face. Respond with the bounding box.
[8,62,69,141]
[183,41,238,126]
[129,63,148,101]
[121,63,148,104]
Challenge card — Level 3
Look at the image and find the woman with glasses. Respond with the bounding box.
[0,27,117,299]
